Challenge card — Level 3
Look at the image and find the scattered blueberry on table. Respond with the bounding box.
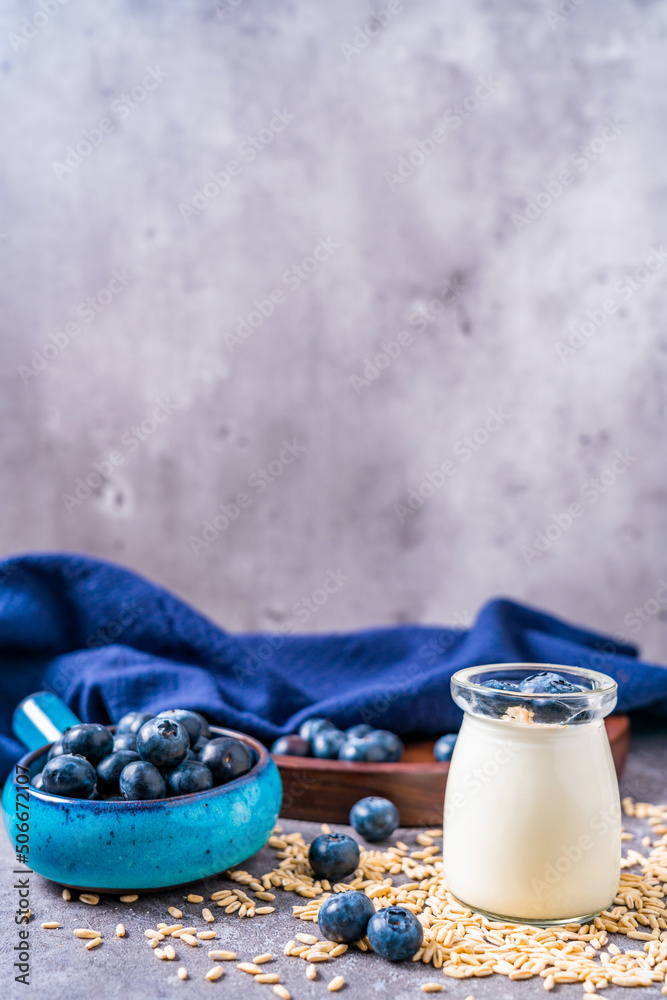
[29,709,255,802]
[308,832,360,880]
[318,889,376,943]
[367,905,424,961]
[350,796,400,841]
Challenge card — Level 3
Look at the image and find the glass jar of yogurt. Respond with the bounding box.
[443,663,621,925]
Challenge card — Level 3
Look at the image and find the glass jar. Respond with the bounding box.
[443,663,621,925]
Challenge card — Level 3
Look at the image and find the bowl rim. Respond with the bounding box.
[15,725,272,809]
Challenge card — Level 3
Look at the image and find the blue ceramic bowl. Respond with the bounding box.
[2,727,282,892]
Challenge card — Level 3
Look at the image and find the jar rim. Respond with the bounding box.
[452,663,617,701]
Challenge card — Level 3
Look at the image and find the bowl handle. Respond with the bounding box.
[12,691,82,750]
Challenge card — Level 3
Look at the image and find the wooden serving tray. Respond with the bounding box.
[275,715,630,827]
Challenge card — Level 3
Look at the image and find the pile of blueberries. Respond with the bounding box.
[31,709,254,801]
[311,796,422,961]
[271,719,404,763]
[271,716,460,765]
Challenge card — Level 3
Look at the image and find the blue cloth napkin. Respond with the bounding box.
[1,552,666,781]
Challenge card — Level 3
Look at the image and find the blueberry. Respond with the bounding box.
[366,730,403,762]
[271,734,311,757]
[350,796,400,842]
[47,738,65,760]
[519,671,583,695]
[137,717,190,770]
[200,737,254,785]
[338,738,371,762]
[433,733,457,762]
[367,905,423,961]
[184,748,197,760]
[62,723,114,766]
[308,833,360,880]
[312,728,346,759]
[345,724,374,739]
[318,890,375,943]
[119,760,166,800]
[191,735,210,754]
[156,709,203,745]
[42,754,97,799]
[166,759,214,796]
[338,733,402,763]
[298,718,335,743]
[191,711,211,739]
[113,732,138,752]
[482,679,519,691]
[117,710,155,734]
[96,750,141,796]
[31,772,44,789]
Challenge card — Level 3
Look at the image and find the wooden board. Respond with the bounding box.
[275,714,630,826]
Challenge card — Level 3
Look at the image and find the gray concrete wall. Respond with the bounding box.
[2,0,667,661]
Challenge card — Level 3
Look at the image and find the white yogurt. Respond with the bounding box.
[443,712,621,923]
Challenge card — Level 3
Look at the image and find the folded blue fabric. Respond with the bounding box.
[1,552,666,781]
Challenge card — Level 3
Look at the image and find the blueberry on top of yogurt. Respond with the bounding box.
[519,670,584,694]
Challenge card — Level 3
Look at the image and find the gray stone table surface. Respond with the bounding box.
[2,720,667,1000]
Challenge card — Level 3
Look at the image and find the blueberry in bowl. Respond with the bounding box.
[156,708,204,745]
[136,717,190,770]
[3,709,282,892]
[166,759,214,796]
[119,760,166,800]
[96,749,141,796]
[41,754,97,799]
[116,710,155,735]
[62,723,114,766]
[200,736,254,785]
[318,890,375,943]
